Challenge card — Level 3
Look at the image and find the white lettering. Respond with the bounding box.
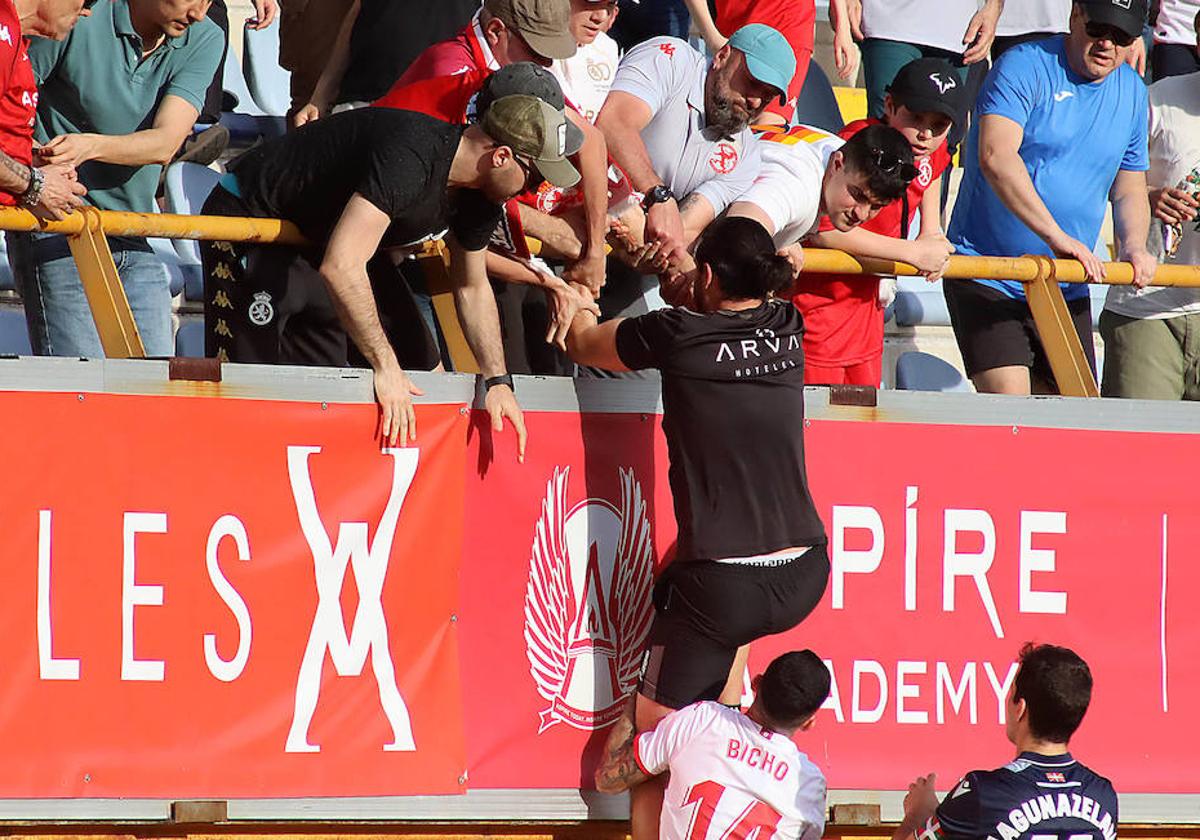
[1019,511,1067,614]
[203,515,253,682]
[904,486,918,611]
[896,660,927,724]
[936,661,977,724]
[832,505,884,609]
[122,512,167,681]
[943,509,1004,638]
[851,659,887,723]
[821,658,845,722]
[740,339,760,358]
[984,660,1019,724]
[37,510,80,680]
[285,446,418,753]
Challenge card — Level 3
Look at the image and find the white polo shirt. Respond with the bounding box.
[996,0,1069,37]
[1105,71,1200,319]
[636,702,827,840]
[860,0,979,53]
[608,36,761,215]
[739,124,843,248]
[551,32,619,123]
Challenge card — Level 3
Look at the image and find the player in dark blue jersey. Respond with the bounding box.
[893,644,1118,840]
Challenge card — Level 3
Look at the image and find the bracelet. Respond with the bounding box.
[484,374,514,392]
[19,166,44,208]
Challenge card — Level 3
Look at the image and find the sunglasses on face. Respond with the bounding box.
[1084,20,1137,47]
[870,147,920,183]
[513,154,539,189]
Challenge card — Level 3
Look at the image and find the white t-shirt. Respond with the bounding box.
[861,0,981,53]
[636,702,827,840]
[996,0,1069,37]
[1106,71,1200,319]
[1154,0,1200,46]
[609,37,761,216]
[738,125,843,248]
[551,32,619,124]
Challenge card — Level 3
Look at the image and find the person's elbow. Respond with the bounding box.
[978,140,1014,184]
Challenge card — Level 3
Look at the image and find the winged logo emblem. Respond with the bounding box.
[524,466,655,732]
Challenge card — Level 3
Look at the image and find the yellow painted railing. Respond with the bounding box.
[5,206,1200,397]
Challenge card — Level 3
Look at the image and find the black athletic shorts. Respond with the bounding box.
[202,185,439,370]
[944,279,1096,386]
[639,546,830,710]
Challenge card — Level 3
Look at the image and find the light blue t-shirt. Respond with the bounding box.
[27,0,222,214]
[948,36,1148,301]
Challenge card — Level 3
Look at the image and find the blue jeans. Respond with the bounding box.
[7,233,174,358]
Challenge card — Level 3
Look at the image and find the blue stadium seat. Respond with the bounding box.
[793,61,843,134]
[175,315,205,358]
[0,232,14,292]
[895,351,971,392]
[1089,283,1108,327]
[893,277,952,326]
[220,44,286,141]
[0,307,30,355]
[163,162,222,301]
[242,19,291,117]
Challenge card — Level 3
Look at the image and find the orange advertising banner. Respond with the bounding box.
[0,392,468,798]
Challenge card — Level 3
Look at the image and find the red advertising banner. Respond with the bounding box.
[0,392,468,798]
[459,412,1200,797]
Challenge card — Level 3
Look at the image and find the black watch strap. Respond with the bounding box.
[641,184,675,211]
[484,374,514,392]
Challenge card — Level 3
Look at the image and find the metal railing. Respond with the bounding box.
[5,206,1200,397]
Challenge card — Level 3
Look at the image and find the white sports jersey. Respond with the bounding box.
[636,702,827,840]
[609,37,762,216]
[738,124,843,249]
[551,32,619,124]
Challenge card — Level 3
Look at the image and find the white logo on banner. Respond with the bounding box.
[285,446,418,753]
[525,466,654,732]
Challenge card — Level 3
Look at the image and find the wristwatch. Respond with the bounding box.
[19,166,44,208]
[485,374,515,392]
[641,184,675,211]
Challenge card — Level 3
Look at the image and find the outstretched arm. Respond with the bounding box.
[595,703,651,793]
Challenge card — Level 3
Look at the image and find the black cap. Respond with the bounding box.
[886,57,968,127]
[1077,0,1148,40]
[477,62,566,115]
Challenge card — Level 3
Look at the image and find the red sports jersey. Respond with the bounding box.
[792,117,951,376]
[0,0,36,206]
[714,0,815,122]
[374,68,488,121]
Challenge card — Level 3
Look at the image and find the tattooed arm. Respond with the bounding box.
[595,708,652,794]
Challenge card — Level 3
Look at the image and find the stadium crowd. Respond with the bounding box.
[0,1,1165,837]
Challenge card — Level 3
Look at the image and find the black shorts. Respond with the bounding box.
[640,546,830,710]
[944,280,1096,386]
[201,185,438,369]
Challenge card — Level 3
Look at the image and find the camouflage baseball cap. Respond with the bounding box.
[482,94,582,188]
[484,0,577,61]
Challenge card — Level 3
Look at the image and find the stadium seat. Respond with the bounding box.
[0,232,14,292]
[163,162,222,301]
[0,307,30,355]
[220,45,286,141]
[174,315,205,358]
[242,19,291,117]
[895,351,971,392]
[793,62,843,134]
[893,277,952,327]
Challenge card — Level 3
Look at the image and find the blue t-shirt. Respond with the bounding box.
[948,36,1148,301]
[924,752,1118,840]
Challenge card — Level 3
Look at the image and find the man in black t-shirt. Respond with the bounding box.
[894,644,1117,840]
[202,94,585,449]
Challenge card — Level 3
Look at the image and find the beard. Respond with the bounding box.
[706,94,750,138]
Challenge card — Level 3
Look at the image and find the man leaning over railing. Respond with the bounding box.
[0,0,87,220]
[200,94,580,452]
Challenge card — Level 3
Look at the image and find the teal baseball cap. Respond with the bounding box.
[727,23,796,105]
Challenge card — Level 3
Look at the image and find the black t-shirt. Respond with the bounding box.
[615,301,827,561]
[229,108,500,250]
[929,753,1118,840]
[338,0,477,104]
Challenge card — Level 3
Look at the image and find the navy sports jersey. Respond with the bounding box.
[922,752,1118,840]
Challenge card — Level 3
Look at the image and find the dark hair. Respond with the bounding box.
[694,216,794,300]
[839,123,917,204]
[758,650,831,728]
[1012,643,1093,743]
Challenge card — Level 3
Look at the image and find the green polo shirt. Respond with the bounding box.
[27,0,222,213]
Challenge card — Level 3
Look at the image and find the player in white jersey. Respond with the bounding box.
[596,650,831,840]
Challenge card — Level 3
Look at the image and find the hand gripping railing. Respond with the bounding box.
[4,205,1200,396]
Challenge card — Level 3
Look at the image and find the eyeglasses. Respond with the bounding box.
[1084,20,1137,47]
[870,147,920,183]
[513,154,539,190]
